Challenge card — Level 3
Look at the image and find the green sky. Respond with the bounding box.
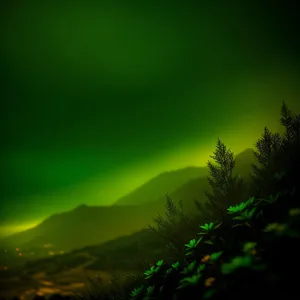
[0,0,299,237]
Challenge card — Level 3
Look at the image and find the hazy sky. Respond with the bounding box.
[0,0,299,236]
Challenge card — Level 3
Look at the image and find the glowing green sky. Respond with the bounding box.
[0,0,299,236]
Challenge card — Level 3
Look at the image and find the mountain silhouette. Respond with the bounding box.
[113,166,208,206]
[0,148,255,260]
[114,148,255,208]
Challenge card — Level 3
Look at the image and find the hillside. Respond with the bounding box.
[0,205,157,252]
[144,148,255,212]
[113,166,209,206]
[0,148,255,262]
[114,148,255,207]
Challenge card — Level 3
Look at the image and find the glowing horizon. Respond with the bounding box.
[1,0,299,238]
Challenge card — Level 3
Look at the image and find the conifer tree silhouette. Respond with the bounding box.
[204,138,244,214]
[148,194,199,262]
[251,101,300,197]
[250,126,283,195]
[280,101,300,144]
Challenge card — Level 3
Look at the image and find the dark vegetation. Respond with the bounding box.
[2,101,300,300]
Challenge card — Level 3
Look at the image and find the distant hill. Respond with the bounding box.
[113,166,209,206]
[114,148,255,207]
[155,148,255,211]
[0,148,256,260]
[142,148,255,214]
[0,204,158,252]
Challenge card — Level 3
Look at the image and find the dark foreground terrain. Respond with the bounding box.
[0,229,166,300]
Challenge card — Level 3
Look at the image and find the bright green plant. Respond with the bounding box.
[185,237,203,256]
[210,251,223,261]
[156,260,164,267]
[172,261,180,269]
[197,222,222,247]
[144,260,164,279]
[144,266,158,279]
[165,261,180,277]
[233,207,257,221]
[199,222,214,233]
[198,222,222,245]
[227,197,255,214]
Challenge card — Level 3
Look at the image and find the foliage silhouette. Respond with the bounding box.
[251,101,300,198]
[148,194,200,263]
[204,138,245,219]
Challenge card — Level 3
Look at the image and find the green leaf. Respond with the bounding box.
[221,256,253,274]
[130,285,144,298]
[172,261,180,269]
[185,237,202,253]
[185,238,197,249]
[144,266,155,276]
[200,223,209,230]
[204,240,214,245]
[144,265,160,279]
[200,222,215,231]
[234,207,257,221]
[181,260,197,275]
[188,260,197,272]
[156,260,164,267]
[177,274,202,289]
[198,231,209,235]
[243,242,257,253]
[210,251,223,261]
[197,236,204,243]
[227,197,254,214]
[196,264,206,273]
[245,196,255,206]
[247,207,257,217]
